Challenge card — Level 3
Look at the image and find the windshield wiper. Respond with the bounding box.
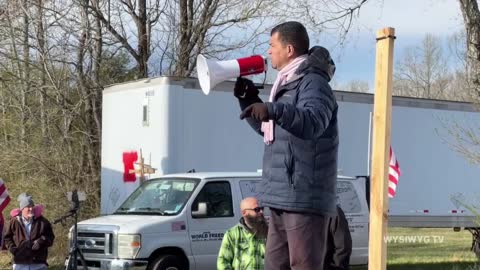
[135,207,172,215]
[115,207,177,215]
[137,207,161,211]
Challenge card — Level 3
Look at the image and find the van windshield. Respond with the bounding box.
[115,178,199,215]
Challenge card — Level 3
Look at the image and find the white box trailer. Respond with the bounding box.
[101,76,480,249]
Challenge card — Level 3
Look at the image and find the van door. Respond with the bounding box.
[337,179,369,265]
[187,180,240,270]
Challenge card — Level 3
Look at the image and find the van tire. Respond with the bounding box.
[150,255,183,270]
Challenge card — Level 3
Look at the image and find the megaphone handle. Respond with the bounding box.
[257,69,267,90]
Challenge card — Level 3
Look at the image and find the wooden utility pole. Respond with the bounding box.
[368,27,396,270]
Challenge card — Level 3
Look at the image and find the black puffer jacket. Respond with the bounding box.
[239,46,338,216]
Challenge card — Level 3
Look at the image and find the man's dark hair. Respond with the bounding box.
[271,21,310,56]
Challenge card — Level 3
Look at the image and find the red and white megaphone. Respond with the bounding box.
[196,54,267,95]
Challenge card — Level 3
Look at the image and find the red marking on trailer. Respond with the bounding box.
[122,151,138,182]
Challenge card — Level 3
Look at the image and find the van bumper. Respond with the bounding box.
[66,258,148,270]
[107,259,148,270]
[351,247,369,265]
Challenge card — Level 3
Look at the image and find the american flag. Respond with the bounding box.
[0,178,10,212]
[171,221,186,231]
[388,147,401,198]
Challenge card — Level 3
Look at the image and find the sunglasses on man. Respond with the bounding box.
[245,207,264,213]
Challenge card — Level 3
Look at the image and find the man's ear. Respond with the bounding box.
[241,209,246,216]
[287,44,295,57]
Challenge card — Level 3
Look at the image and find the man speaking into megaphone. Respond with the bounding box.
[234,21,339,270]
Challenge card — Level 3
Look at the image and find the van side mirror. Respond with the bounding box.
[192,202,208,218]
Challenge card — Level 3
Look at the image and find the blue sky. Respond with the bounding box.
[323,0,464,90]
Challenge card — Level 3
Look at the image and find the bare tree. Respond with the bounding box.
[86,0,371,78]
[440,118,480,165]
[87,0,163,78]
[342,79,370,93]
[35,0,48,139]
[171,0,273,76]
[436,1,480,171]
[170,0,372,76]
[458,0,480,99]
[288,0,370,46]
[21,0,30,143]
[446,30,476,102]
[393,34,454,100]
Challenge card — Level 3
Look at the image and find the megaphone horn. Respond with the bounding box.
[196,54,267,95]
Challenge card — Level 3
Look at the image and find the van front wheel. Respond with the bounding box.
[150,255,183,270]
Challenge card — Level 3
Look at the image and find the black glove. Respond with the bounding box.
[234,77,259,99]
[240,103,269,122]
[32,240,41,251]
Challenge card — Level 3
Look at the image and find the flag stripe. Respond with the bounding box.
[388,180,397,190]
[0,178,10,212]
[389,168,399,180]
[0,190,9,201]
[0,184,6,196]
[0,196,10,212]
[388,146,401,199]
[388,175,398,185]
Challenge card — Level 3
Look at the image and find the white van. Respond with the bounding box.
[71,172,368,270]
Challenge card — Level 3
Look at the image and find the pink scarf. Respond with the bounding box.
[262,55,307,144]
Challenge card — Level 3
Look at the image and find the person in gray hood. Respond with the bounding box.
[234,21,338,270]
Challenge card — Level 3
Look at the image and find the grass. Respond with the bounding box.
[353,227,480,270]
[0,227,478,269]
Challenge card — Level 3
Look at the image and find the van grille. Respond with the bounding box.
[76,231,113,256]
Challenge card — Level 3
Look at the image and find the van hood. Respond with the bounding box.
[78,214,184,234]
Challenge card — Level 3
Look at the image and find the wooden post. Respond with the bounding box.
[368,27,395,270]
[129,149,157,184]
[138,149,146,184]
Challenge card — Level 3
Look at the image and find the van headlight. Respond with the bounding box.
[117,234,141,259]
